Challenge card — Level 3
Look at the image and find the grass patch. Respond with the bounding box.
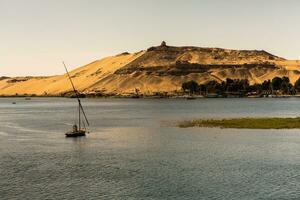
[178,117,300,129]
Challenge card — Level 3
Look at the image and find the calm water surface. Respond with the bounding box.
[1,98,300,199]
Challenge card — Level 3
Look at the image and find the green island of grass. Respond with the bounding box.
[178,117,300,129]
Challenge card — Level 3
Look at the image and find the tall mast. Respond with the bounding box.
[63,62,90,128]
[79,103,81,130]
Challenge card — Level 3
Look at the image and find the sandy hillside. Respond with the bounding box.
[0,51,144,96]
[1,42,300,96]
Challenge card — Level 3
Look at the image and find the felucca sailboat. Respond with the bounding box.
[63,62,90,137]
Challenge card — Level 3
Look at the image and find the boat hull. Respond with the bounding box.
[65,130,86,137]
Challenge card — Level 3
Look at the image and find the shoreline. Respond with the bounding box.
[1,94,300,99]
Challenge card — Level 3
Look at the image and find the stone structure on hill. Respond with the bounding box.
[161,41,167,47]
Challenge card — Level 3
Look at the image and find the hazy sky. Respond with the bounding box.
[1,0,300,76]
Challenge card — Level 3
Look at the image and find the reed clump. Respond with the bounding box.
[179,117,300,129]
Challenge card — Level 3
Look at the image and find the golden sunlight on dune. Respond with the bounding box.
[1,43,300,97]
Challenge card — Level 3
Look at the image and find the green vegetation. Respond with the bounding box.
[181,76,299,97]
[179,117,300,129]
[182,80,200,94]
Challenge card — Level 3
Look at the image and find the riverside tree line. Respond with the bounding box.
[182,77,300,97]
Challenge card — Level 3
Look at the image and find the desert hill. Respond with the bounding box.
[1,42,300,96]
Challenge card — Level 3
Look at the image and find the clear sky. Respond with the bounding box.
[1,0,300,76]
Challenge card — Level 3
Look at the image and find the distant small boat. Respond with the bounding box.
[186,97,196,100]
[63,62,90,138]
[12,102,16,104]
[25,97,31,100]
[131,95,140,99]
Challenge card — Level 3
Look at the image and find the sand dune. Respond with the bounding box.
[1,43,300,96]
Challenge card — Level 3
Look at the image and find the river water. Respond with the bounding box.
[1,97,300,199]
